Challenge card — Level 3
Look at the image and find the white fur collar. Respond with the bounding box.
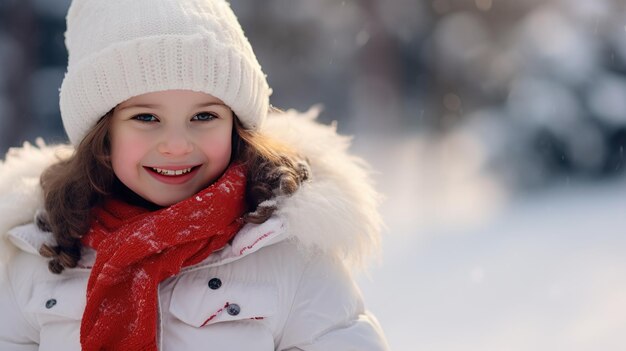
[0,109,382,268]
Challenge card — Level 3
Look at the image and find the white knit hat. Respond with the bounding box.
[59,0,271,145]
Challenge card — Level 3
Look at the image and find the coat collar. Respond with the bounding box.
[6,215,288,269]
[0,108,382,269]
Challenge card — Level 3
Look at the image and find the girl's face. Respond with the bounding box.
[109,90,234,207]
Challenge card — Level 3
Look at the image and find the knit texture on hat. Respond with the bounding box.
[60,0,270,145]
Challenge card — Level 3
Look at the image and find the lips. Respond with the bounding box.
[151,167,193,176]
[144,165,201,184]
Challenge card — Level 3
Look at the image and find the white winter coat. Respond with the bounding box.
[0,109,389,351]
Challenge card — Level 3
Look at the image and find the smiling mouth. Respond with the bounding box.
[148,166,198,176]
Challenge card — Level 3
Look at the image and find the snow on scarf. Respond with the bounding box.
[80,163,247,351]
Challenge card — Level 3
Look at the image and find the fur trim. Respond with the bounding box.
[263,108,382,268]
[0,139,73,263]
[0,110,382,268]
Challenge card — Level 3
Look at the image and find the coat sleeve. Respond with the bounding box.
[0,263,39,350]
[277,253,389,351]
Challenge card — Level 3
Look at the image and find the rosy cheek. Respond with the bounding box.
[110,148,134,180]
[202,134,232,163]
[114,131,148,150]
[110,134,147,176]
[210,142,231,161]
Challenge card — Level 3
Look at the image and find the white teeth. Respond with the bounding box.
[151,167,193,176]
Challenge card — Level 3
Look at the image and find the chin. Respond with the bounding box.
[144,193,189,208]
[155,197,186,207]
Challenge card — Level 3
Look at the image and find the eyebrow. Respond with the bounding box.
[117,101,227,111]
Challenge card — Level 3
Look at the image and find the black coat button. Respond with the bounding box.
[208,278,222,290]
[226,303,241,316]
[45,299,57,309]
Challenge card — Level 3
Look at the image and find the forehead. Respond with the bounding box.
[116,90,227,110]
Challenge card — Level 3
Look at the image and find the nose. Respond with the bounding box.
[157,128,194,156]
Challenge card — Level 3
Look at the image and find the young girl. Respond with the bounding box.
[0,0,388,350]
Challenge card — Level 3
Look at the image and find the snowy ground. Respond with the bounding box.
[354,134,626,351]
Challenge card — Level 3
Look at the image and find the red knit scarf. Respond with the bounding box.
[80,163,247,351]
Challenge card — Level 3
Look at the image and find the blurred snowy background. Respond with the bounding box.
[1,0,626,349]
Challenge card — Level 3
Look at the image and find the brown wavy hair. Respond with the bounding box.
[38,110,310,274]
